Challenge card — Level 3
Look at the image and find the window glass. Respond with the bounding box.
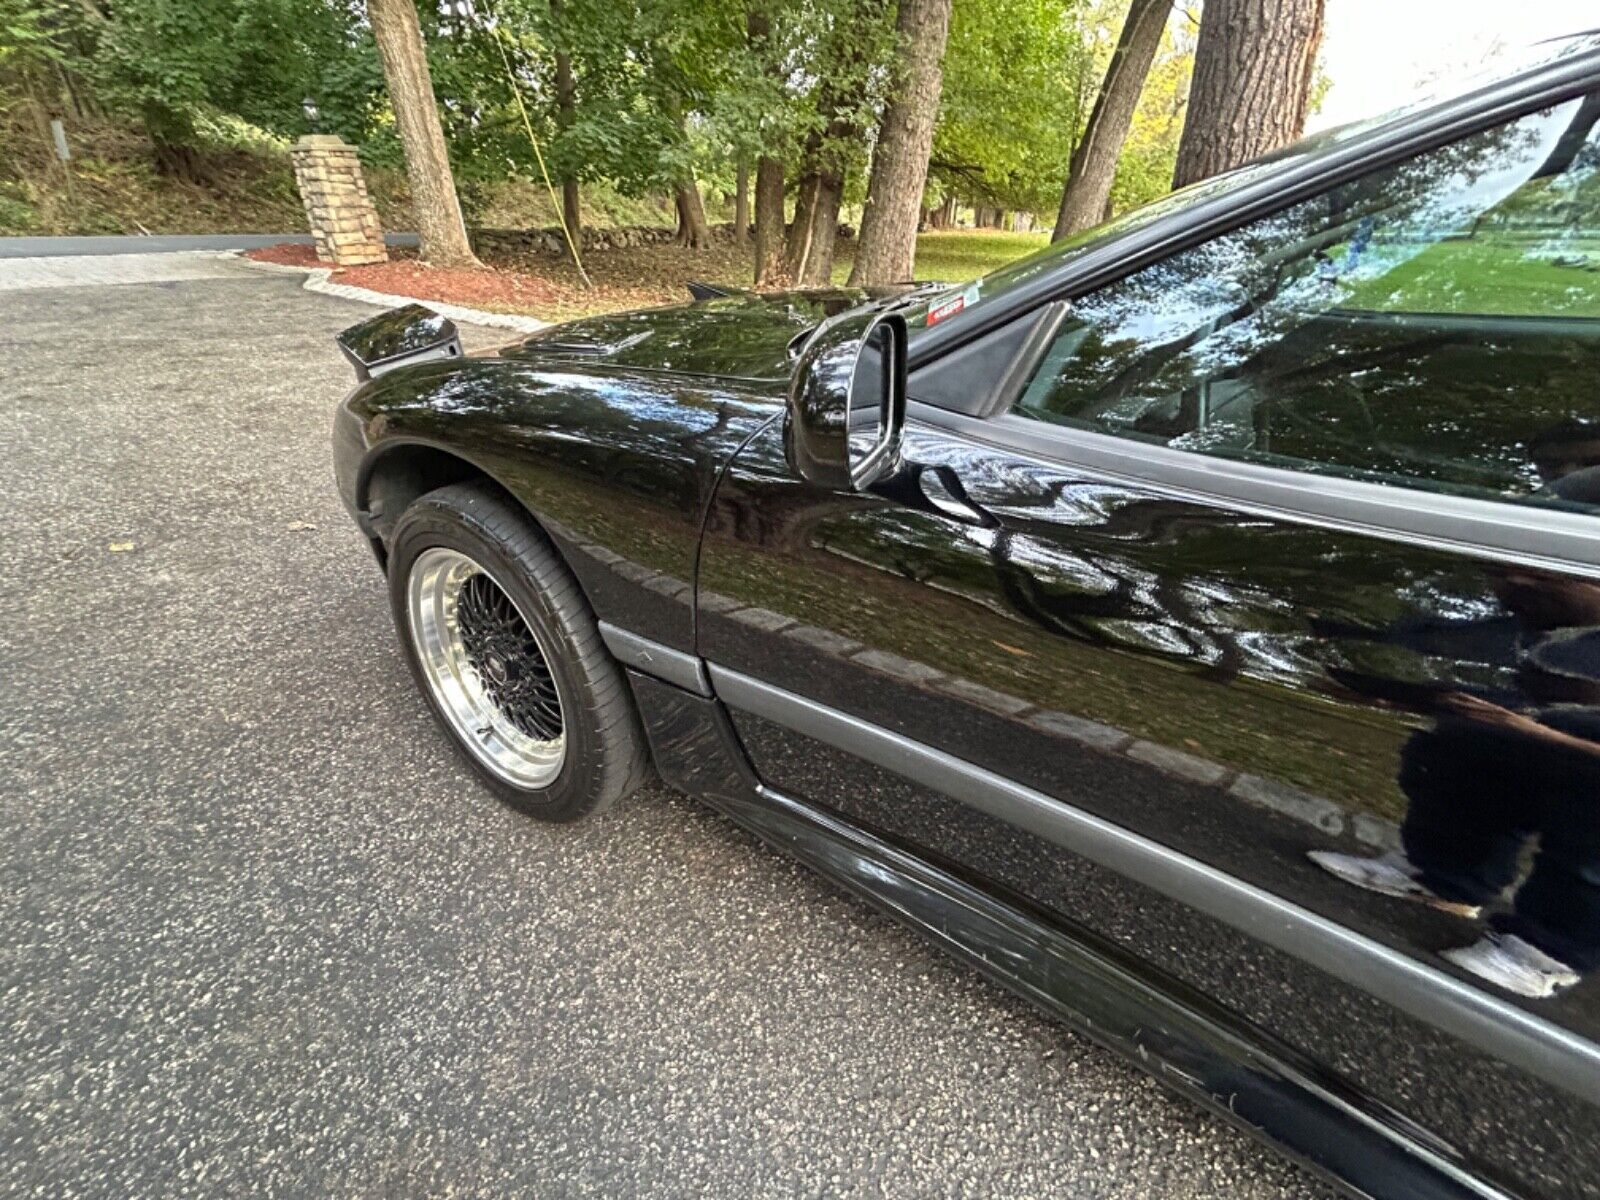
[1016,95,1600,512]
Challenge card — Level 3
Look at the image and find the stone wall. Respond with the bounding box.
[289,135,387,267]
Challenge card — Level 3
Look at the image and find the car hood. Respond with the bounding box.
[508,286,921,382]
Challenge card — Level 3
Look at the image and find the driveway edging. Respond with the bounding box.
[234,253,549,334]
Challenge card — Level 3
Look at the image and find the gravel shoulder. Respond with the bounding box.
[0,259,1331,1198]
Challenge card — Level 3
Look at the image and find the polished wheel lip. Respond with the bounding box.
[407,546,566,789]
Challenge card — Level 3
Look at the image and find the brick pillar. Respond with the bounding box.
[289,134,388,266]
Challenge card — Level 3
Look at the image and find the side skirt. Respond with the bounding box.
[624,670,1512,1200]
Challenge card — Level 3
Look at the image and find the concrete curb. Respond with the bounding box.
[233,253,550,334]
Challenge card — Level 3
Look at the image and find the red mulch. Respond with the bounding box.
[244,242,568,312]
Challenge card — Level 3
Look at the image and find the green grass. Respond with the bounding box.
[830,229,1051,286]
[1340,236,1600,317]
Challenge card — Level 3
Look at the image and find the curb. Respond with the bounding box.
[233,254,550,334]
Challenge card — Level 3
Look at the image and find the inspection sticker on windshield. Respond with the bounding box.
[927,283,980,326]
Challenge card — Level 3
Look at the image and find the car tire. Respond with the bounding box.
[387,482,650,821]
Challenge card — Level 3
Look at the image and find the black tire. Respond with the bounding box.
[387,482,650,821]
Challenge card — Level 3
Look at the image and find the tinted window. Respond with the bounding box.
[1017,95,1600,511]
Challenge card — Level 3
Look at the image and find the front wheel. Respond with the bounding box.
[387,482,649,821]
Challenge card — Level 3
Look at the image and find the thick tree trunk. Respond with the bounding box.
[367,0,477,266]
[1053,0,1169,241]
[784,168,824,282]
[734,159,751,239]
[674,182,711,248]
[1172,0,1325,189]
[784,163,848,285]
[553,1,581,244]
[753,156,786,285]
[848,0,953,285]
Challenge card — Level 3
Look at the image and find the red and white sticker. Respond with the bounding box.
[926,284,980,326]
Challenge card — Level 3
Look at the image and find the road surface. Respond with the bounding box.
[0,254,1331,1198]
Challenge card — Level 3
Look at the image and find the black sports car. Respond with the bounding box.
[334,35,1600,1200]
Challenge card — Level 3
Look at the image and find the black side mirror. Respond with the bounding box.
[784,309,907,491]
[336,304,462,381]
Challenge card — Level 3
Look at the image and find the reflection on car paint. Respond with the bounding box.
[696,414,1600,1200]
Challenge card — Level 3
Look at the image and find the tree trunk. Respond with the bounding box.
[1052,0,1169,241]
[674,182,711,248]
[753,156,786,285]
[561,179,581,243]
[784,168,824,282]
[1172,0,1325,189]
[553,0,581,244]
[367,0,479,266]
[784,0,878,285]
[734,159,750,240]
[848,0,954,285]
[784,162,849,286]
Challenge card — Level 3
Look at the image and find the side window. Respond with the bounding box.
[1017,95,1600,510]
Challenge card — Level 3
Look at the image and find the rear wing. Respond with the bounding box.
[336,304,462,380]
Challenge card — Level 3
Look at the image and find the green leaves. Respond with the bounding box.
[6,0,1198,228]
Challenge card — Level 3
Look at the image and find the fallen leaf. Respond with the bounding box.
[991,640,1032,658]
[108,541,135,553]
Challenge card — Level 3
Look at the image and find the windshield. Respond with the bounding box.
[912,28,1600,330]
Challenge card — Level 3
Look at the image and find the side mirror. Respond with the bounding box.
[336,304,462,381]
[785,309,907,491]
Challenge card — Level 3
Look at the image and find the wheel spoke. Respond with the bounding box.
[407,547,566,789]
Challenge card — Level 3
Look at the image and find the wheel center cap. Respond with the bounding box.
[482,653,508,685]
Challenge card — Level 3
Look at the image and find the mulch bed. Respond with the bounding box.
[245,242,571,313]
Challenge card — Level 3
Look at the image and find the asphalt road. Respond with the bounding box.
[0,232,418,258]
[0,257,1332,1198]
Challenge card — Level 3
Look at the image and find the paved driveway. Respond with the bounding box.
[0,257,1330,1198]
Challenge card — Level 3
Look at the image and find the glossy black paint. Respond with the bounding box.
[696,418,1600,1197]
[630,672,1511,1200]
[330,43,1600,1200]
[511,287,914,381]
[783,309,907,491]
[335,352,780,650]
[335,303,462,379]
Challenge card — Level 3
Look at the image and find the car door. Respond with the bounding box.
[696,93,1600,1199]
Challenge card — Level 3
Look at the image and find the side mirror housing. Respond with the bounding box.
[336,304,462,381]
[784,310,907,491]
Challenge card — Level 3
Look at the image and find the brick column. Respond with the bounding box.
[289,135,388,266]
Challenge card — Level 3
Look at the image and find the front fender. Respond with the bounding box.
[338,357,779,652]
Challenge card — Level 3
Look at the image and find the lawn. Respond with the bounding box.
[856,229,1051,286]
[1339,236,1600,317]
[465,227,1053,322]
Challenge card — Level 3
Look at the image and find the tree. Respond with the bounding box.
[783,0,892,285]
[849,0,953,285]
[673,166,711,246]
[1052,0,1168,240]
[733,158,750,238]
[1172,0,1324,189]
[551,0,581,242]
[754,152,785,283]
[366,0,478,266]
[738,5,794,285]
[930,0,1086,221]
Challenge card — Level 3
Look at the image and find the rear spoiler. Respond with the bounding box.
[336,304,463,380]
[686,279,741,302]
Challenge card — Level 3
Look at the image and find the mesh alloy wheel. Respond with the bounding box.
[406,546,566,788]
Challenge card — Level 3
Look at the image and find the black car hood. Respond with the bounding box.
[508,286,918,382]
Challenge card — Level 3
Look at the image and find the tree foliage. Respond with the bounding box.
[4,0,1213,254]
